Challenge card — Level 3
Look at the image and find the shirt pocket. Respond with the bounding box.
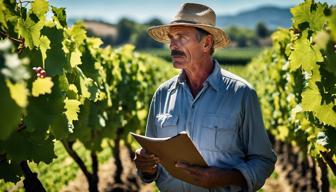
[200,114,236,152]
[155,113,179,137]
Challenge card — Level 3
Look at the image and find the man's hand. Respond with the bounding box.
[134,148,160,178]
[175,162,246,188]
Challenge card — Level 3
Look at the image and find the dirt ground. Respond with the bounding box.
[61,146,154,192]
[61,147,286,192]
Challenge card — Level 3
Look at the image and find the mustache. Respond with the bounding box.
[171,50,185,57]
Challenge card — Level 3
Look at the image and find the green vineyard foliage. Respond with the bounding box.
[0,0,175,186]
[248,0,336,166]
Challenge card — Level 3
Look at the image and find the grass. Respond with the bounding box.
[222,65,250,80]
[215,47,261,58]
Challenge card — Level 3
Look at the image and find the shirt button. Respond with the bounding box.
[192,104,195,109]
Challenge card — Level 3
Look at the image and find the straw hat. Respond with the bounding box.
[147,3,230,48]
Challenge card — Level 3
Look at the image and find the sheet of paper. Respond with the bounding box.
[131,132,208,185]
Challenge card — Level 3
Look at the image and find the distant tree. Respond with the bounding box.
[116,18,137,45]
[133,23,163,49]
[145,18,163,26]
[225,26,240,42]
[256,22,269,38]
[237,34,248,47]
[226,26,258,47]
[135,31,163,49]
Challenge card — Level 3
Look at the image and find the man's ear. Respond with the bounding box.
[202,35,213,52]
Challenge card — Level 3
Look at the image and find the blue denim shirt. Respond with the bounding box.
[143,61,276,192]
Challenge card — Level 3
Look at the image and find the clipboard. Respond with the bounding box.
[130,131,208,185]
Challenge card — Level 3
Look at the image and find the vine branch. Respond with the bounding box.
[0,30,23,44]
[321,151,336,176]
[61,140,92,180]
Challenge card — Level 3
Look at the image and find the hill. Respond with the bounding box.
[217,6,291,29]
[83,20,117,39]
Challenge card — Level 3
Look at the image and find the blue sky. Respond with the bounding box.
[49,0,335,23]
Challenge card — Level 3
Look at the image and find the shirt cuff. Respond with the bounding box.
[138,165,161,183]
[233,163,254,192]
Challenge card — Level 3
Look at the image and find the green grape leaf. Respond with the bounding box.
[6,80,28,108]
[42,25,69,76]
[66,84,78,99]
[29,136,56,164]
[30,0,49,17]
[38,35,50,65]
[25,96,53,132]
[325,41,336,76]
[271,28,291,50]
[4,132,33,162]
[17,18,43,49]
[4,131,56,163]
[290,0,327,31]
[308,64,321,85]
[302,86,336,127]
[302,85,321,111]
[0,0,7,29]
[64,98,81,124]
[48,77,69,139]
[316,104,336,127]
[0,78,21,140]
[0,160,22,183]
[51,6,67,27]
[70,100,91,142]
[70,22,87,44]
[70,48,82,67]
[50,112,68,139]
[20,47,43,72]
[80,43,99,82]
[289,36,323,71]
[78,103,105,151]
[313,32,336,76]
[87,37,103,49]
[313,31,329,50]
[329,8,336,41]
[32,77,53,97]
[80,76,99,101]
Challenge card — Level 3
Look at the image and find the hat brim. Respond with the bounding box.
[147,23,230,48]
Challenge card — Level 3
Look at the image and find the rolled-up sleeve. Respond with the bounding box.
[234,88,277,192]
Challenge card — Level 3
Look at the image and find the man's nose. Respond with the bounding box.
[169,40,178,50]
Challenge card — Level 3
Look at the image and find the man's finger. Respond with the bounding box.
[135,159,157,167]
[136,163,158,170]
[136,163,158,174]
[135,149,160,162]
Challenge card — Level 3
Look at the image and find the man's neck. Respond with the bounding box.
[184,58,214,97]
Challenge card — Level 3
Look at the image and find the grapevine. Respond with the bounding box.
[0,0,174,191]
[248,0,336,189]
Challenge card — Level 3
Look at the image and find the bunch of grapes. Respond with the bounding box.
[32,67,47,78]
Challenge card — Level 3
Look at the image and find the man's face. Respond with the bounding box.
[167,26,203,69]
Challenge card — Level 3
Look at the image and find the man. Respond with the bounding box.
[134,3,276,192]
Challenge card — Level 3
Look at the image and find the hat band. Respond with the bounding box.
[171,20,197,24]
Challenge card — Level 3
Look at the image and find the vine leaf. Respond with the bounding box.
[32,77,53,97]
[64,98,81,125]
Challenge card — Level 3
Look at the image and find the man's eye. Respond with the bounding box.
[178,35,186,40]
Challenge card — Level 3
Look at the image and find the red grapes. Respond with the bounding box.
[32,67,47,78]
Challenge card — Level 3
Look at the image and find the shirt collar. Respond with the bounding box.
[205,60,221,91]
[170,60,222,92]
